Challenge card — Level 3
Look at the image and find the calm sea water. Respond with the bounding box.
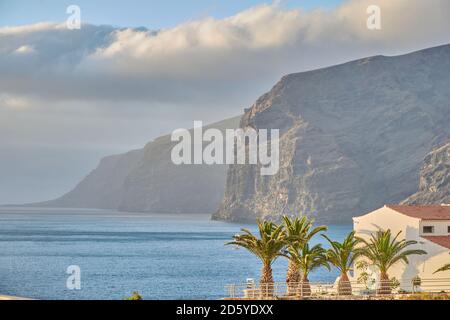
[0,208,351,300]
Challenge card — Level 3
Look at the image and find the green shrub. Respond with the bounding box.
[124,291,143,300]
[390,277,400,292]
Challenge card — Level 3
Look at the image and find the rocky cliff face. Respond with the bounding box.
[118,117,240,213]
[214,44,450,223]
[402,142,450,205]
[35,149,144,209]
[38,116,240,213]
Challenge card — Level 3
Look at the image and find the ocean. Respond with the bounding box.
[0,208,352,300]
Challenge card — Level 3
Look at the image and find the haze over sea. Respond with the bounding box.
[0,208,351,300]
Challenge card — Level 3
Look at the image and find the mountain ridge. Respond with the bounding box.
[29,44,450,222]
[33,116,241,213]
[214,43,450,223]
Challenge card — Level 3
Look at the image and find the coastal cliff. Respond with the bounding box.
[37,117,240,213]
[403,142,450,205]
[35,45,450,222]
[214,44,450,223]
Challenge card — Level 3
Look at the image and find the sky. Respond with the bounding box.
[0,0,344,28]
[0,0,449,204]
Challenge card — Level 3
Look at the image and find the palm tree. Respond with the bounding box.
[434,254,450,274]
[282,216,327,295]
[227,220,286,298]
[288,243,330,297]
[322,231,362,296]
[359,230,427,295]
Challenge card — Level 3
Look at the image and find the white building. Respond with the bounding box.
[353,204,450,292]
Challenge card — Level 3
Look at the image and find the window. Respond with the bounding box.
[423,226,434,234]
[448,226,450,233]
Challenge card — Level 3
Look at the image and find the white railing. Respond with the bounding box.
[225,278,450,300]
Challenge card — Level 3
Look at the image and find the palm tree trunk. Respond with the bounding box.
[286,260,300,296]
[298,274,311,298]
[377,272,391,295]
[260,263,274,299]
[338,273,352,296]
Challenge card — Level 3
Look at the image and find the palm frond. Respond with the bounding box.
[434,253,450,274]
[434,264,450,274]
[322,231,361,273]
[288,242,330,276]
[282,215,327,254]
[226,220,286,265]
[359,229,427,274]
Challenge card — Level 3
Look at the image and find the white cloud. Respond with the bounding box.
[0,0,448,109]
[81,0,450,75]
[0,93,32,110]
[0,22,64,35]
[14,45,35,54]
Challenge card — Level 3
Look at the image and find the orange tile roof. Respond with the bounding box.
[421,236,450,249]
[387,205,450,221]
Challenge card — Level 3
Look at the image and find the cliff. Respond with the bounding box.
[38,116,240,213]
[214,44,450,223]
[402,142,450,205]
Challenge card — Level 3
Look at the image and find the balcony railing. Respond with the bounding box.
[225,278,450,300]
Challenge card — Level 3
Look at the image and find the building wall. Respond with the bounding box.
[353,206,420,242]
[419,220,450,236]
[352,206,450,292]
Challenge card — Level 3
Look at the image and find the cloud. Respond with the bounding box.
[0,93,32,110]
[0,0,449,110]
[0,22,64,36]
[14,45,35,54]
